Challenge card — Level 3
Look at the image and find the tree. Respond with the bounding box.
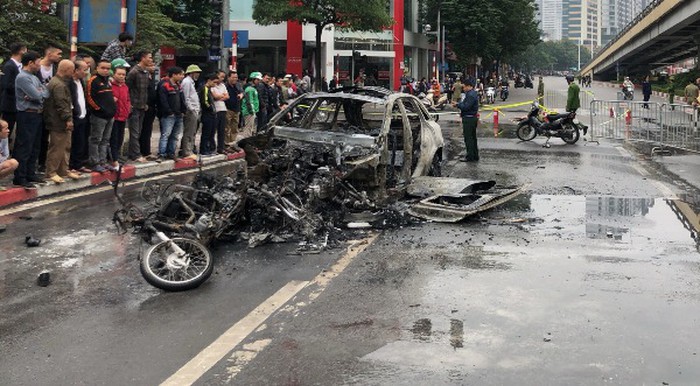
[253,0,394,91]
[135,0,211,52]
[0,0,68,58]
[419,0,539,75]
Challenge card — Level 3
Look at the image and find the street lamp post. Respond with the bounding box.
[424,8,442,83]
[437,9,441,83]
[578,36,582,71]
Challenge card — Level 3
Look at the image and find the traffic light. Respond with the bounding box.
[209,0,223,59]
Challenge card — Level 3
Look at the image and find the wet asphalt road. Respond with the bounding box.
[1,82,699,385]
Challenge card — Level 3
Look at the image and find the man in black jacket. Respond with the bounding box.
[0,42,27,150]
[69,60,90,173]
[86,60,117,173]
[256,73,270,128]
[224,71,243,146]
[156,67,186,161]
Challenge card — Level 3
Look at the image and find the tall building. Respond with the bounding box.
[536,0,564,41]
[562,0,602,48]
[229,0,436,90]
[539,0,652,48]
[601,0,651,45]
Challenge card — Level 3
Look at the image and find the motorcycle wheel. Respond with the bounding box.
[561,125,580,144]
[140,237,214,291]
[516,123,537,141]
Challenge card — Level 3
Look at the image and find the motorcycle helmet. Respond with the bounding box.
[565,74,575,82]
[110,58,131,75]
[249,71,263,80]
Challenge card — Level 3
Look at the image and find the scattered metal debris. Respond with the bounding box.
[37,271,51,287]
[116,88,524,254]
[25,235,41,247]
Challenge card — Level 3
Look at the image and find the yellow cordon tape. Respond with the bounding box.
[297,98,561,118]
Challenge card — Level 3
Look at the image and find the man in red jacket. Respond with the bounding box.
[157,67,186,161]
[109,66,131,169]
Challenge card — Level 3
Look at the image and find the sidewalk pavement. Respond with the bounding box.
[0,151,246,209]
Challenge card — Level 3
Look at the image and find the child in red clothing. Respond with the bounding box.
[109,66,131,169]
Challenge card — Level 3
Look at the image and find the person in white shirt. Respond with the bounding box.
[0,119,19,187]
[211,70,230,154]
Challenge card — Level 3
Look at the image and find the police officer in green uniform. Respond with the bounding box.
[566,74,580,113]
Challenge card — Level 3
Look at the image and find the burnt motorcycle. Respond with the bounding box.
[113,171,246,291]
[516,101,586,147]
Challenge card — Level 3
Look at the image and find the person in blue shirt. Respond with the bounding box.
[0,119,19,188]
[452,78,480,162]
[13,51,50,188]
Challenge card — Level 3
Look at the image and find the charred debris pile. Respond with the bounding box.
[227,136,417,250]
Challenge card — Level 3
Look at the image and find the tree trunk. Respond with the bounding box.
[315,24,323,92]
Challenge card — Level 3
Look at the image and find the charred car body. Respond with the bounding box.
[115,87,523,291]
[247,86,446,201]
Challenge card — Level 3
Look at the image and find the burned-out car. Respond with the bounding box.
[255,87,445,201]
[113,88,522,290]
[237,87,523,241]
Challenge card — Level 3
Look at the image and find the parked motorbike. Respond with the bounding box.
[417,92,438,112]
[500,85,509,101]
[485,87,496,104]
[514,77,524,88]
[515,101,586,147]
[524,76,533,89]
[426,89,449,110]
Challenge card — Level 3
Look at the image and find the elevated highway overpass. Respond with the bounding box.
[581,0,700,80]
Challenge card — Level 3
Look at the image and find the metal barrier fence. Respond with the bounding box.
[544,90,595,110]
[660,104,700,153]
[589,100,699,153]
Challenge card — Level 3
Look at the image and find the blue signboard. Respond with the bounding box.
[71,0,138,44]
[223,30,249,48]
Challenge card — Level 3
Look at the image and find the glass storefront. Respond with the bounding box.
[335,55,392,88]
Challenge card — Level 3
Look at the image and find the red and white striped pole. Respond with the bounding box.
[230,31,238,72]
[120,0,128,32]
[70,0,80,59]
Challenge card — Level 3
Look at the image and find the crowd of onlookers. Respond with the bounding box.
[0,33,318,190]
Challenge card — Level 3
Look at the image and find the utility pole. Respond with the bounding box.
[578,36,581,71]
[230,31,238,72]
[441,24,446,79]
[436,8,441,83]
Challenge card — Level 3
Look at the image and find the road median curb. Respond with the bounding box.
[0,151,246,209]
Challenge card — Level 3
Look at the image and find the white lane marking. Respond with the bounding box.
[160,280,309,386]
[218,235,379,382]
[614,146,678,199]
[0,162,239,217]
[224,339,272,380]
[308,234,379,301]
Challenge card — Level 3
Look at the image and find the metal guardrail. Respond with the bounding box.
[589,100,699,153]
[660,104,700,153]
[544,90,595,111]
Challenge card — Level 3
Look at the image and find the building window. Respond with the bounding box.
[404,0,413,32]
[230,0,254,21]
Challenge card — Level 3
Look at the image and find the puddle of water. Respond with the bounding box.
[495,194,699,251]
[364,193,700,384]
